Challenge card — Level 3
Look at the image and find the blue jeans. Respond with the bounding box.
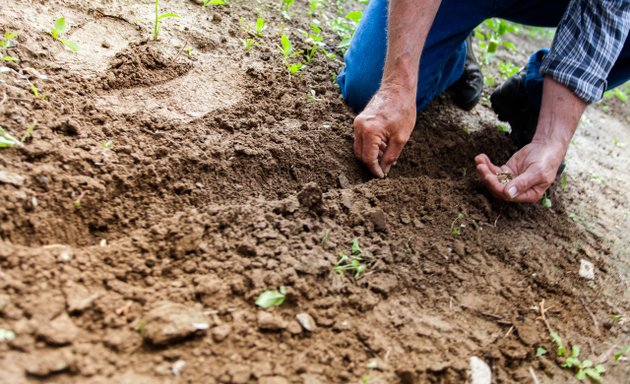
[337,0,630,112]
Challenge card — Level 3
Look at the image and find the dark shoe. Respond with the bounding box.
[449,35,483,111]
[490,69,566,175]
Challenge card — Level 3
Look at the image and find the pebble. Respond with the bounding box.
[287,320,302,335]
[469,356,492,384]
[257,311,287,331]
[296,313,317,332]
[36,313,79,346]
[0,169,25,187]
[337,174,351,189]
[453,240,466,257]
[579,259,595,280]
[212,324,231,342]
[142,301,209,345]
[171,359,186,376]
[367,208,387,232]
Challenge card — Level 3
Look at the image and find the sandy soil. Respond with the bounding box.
[0,1,628,383]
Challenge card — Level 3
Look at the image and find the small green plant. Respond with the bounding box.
[329,10,363,52]
[287,62,303,76]
[50,17,79,52]
[280,34,298,58]
[498,59,519,79]
[242,38,255,51]
[474,18,519,63]
[320,230,329,246]
[153,0,180,41]
[280,0,295,19]
[614,345,629,363]
[255,286,286,308]
[21,122,37,143]
[561,172,568,191]
[250,17,267,37]
[540,193,552,208]
[536,347,547,357]
[1,31,18,61]
[550,332,606,382]
[202,0,225,6]
[334,238,366,279]
[0,126,22,148]
[497,124,511,134]
[450,212,465,236]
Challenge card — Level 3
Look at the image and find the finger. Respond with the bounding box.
[504,167,552,202]
[379,135,407,176]
[476,163,505,198]
[362,132,385,178]
[474,154,503,175]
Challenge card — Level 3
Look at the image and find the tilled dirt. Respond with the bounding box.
[1,1,628,383]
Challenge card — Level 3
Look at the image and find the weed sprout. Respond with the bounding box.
[50,17,79,52]
[153,0,180,41]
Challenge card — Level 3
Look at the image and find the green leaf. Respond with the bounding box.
[536,347,547,357]
[54,17,67,35]
[281,34,291,57]
[2,56,17,62]
[0,127,21,148]
[158,12,181,21]
[59,38,79,52]
[487,39,498,53]
[203,0,225,5]
[351,238,362,257]
[255,288,286,308]
[614,345,630,363]
[502,41,516,50]
[345,11,362,23]
[550,332,566,357]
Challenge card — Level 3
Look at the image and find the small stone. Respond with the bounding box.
[0,169,25,186]
[579,259,595,280]
[412,219,424,229]
[469,356,492,384]
[228,364,252,384]
[337,174,351,189]
[257,311,287,331]
[171,359,186,376]
[36,313,79,346]
[57,247,73,262]
[24,348,74,377]
[296,313,317,332]
[453,240,466,257]
[64,285,101,313]
[142,301,209,345]
[287,320,302,335]
[212,324,231,342]
[332,319,352,332]
[259,377,290,384]
[367,208,387,232]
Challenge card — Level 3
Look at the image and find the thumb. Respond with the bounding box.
[379,136,407,176]
[504,167,545,202]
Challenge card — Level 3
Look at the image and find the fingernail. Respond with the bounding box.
[383,165,391,176]
[508,186,518,198]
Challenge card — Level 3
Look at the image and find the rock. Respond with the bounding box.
[367,208,387,232]
[64,285,101,313]
[337,174,351,189]
[228,364,252,384]
[287,320,302,335]
[296,313,317,332]
[257,311,287,331]
[332,319,352,332]
[579,259,595,280]
[469,356,492,384]
[212,324,231,342]
[36,313,79,346]
[259,377,290,384]
[0,169,25,186]
[142,301,209,345]
[453,240,466,257]
[412,218,424,229]
[297,182,323,209]
[171,359,186,376]
[24,348,75,377]
[104,329,143,353]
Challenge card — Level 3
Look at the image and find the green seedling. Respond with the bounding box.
[202,0,225,6]
[287,62,303,76]
[153,0,180,41]
[329,11,363,53]
[280,34,298,58]
[241,38,255,51]
[0,126,22,148]
[536,347,547,357]
[1,31,18,61]
[497,124,511,134]
[305,23,324,63]
[568,212,585,222]
[498,59,519,79]
[551,331,567,357]
[561,172,568,191]
[474,18,519,63]
[614,345,629,363]
[308,0,325,15]
[540,193,552,208]
[334,238,366,279]
[21,122,37,143]
[249,17,267,37]
[0,328,16,342]
[50,17,79,52]
[562,345,606,382]
[280,0,295,19]
[450,212,465,236]
[320,230,329,246]
[255,286,286,308]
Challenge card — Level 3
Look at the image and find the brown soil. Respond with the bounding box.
[1,1,628,384]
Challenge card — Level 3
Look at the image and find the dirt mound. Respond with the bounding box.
[0,1,628,383]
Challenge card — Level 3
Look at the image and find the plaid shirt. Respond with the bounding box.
[540,0,630,103]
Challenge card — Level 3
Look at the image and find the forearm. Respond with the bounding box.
[382,0,441,92]
[532,76,587,151]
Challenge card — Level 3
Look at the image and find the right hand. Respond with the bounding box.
[353,84,417,178]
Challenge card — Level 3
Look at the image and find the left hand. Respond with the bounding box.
[475,140,566,203]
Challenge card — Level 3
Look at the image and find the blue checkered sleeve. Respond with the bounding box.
[539,0,630,103]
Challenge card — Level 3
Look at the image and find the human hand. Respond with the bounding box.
[353,85,417,178]
[475,140,566,202]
